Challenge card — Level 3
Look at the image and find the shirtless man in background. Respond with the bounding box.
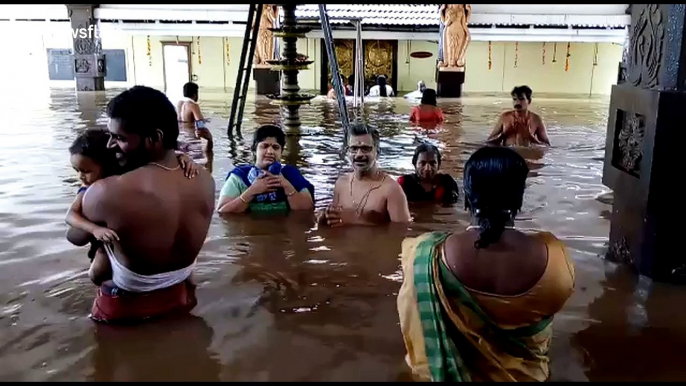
[488,85,550,147]
[176,82,213,151]
[317,124,411,226]
[67,86,215,323]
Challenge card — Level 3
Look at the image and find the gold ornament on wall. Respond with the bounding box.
[565,42,571,72]
[146,35,152,67]
[196,36,202,65]
[593,43,599,66]
[552,42,558,63]
[488,41,492,70]
[225,37,230,66]
[514,41,519,68]
[542,42,546,65]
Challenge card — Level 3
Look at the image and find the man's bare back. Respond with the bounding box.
[82,162,215,275]
[177,99,200,123]
[176,93,213,151]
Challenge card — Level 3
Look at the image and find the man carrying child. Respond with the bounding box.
[66,86,215,323]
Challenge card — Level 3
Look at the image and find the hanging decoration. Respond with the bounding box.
[514,41,519,68]
[542,42,546,65]
[230,38,231,66]
[565,42,571,72]
[592,42,599,66]
[146,35,152,67]
[552,42,558,63]
[488,41,492,70]
[196,36,202,65]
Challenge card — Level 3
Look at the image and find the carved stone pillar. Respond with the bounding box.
[436,4,471,98]
[603,4,686,282]
[66,4,105,91]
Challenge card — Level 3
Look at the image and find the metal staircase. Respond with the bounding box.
[227,3,263,137]
[318,4,350,132]
[227,4,354,137]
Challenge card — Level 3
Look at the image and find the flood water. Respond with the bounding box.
[1,87,686,381]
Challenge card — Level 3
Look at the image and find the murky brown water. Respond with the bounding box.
[1,87,686,381]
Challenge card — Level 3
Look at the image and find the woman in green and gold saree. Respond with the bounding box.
[397,146,575,382]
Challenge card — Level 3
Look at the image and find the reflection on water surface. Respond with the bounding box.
[1,88,685,381]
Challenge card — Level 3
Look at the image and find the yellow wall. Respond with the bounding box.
[128,35,323,92]
[396,40,440,92]
[462,41,623,95]
[0,22,622,97]
[394,40,622,95]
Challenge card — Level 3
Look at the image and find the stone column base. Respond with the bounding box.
[437,68,465,98]
[76,77,105,91]
[603,84,686,283]
[253,66,281,95]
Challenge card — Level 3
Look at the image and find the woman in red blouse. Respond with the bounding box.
[409,88,444,125]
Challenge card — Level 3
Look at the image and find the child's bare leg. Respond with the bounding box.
[89,246,112,286]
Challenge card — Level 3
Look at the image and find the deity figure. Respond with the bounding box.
[254,4,278,66]
[438,4,472,69]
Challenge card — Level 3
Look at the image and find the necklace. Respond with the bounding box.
[466,225,516,231]
[148,162,180,171]
[349,171,385,214]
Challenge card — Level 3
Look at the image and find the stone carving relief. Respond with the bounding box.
[627,4,665,89]
[612,110,645,178]
[607,236,632,266]
[254,4,278,66]
[438,4,472,69]
[74,33,94,55]
[75,58,91,74]
[97,58,105,74]
[71,20,102,55]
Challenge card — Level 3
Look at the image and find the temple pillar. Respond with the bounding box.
[253,4,279,96]
[436,4,471,98]
[66,4,106,91]
[603,4,686,283]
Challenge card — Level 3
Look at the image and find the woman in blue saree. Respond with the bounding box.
[217,124,314,214]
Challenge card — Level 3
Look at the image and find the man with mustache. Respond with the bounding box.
[487,85,550,147]
[66,86,215,323]
[317,124,411,226]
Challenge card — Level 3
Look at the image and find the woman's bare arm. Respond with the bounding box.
[280,175,314,211]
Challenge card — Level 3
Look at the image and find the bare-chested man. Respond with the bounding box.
[176,81,214,151]
[66,86,215,323]
[317,124,411,226]
[488,85,550,147]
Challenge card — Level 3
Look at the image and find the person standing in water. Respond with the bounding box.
[397,146,574,381]
[176,81,214,151]
[487,85,550,146]
[397,143,458,205]
[317,123,411,226]
[66,128,199,274]
[409,89,445,126]
[216,124,314,214]
[67,86,215,323]
[326,73,352,100]
[404,80,426,99]
[368,75,395,97]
